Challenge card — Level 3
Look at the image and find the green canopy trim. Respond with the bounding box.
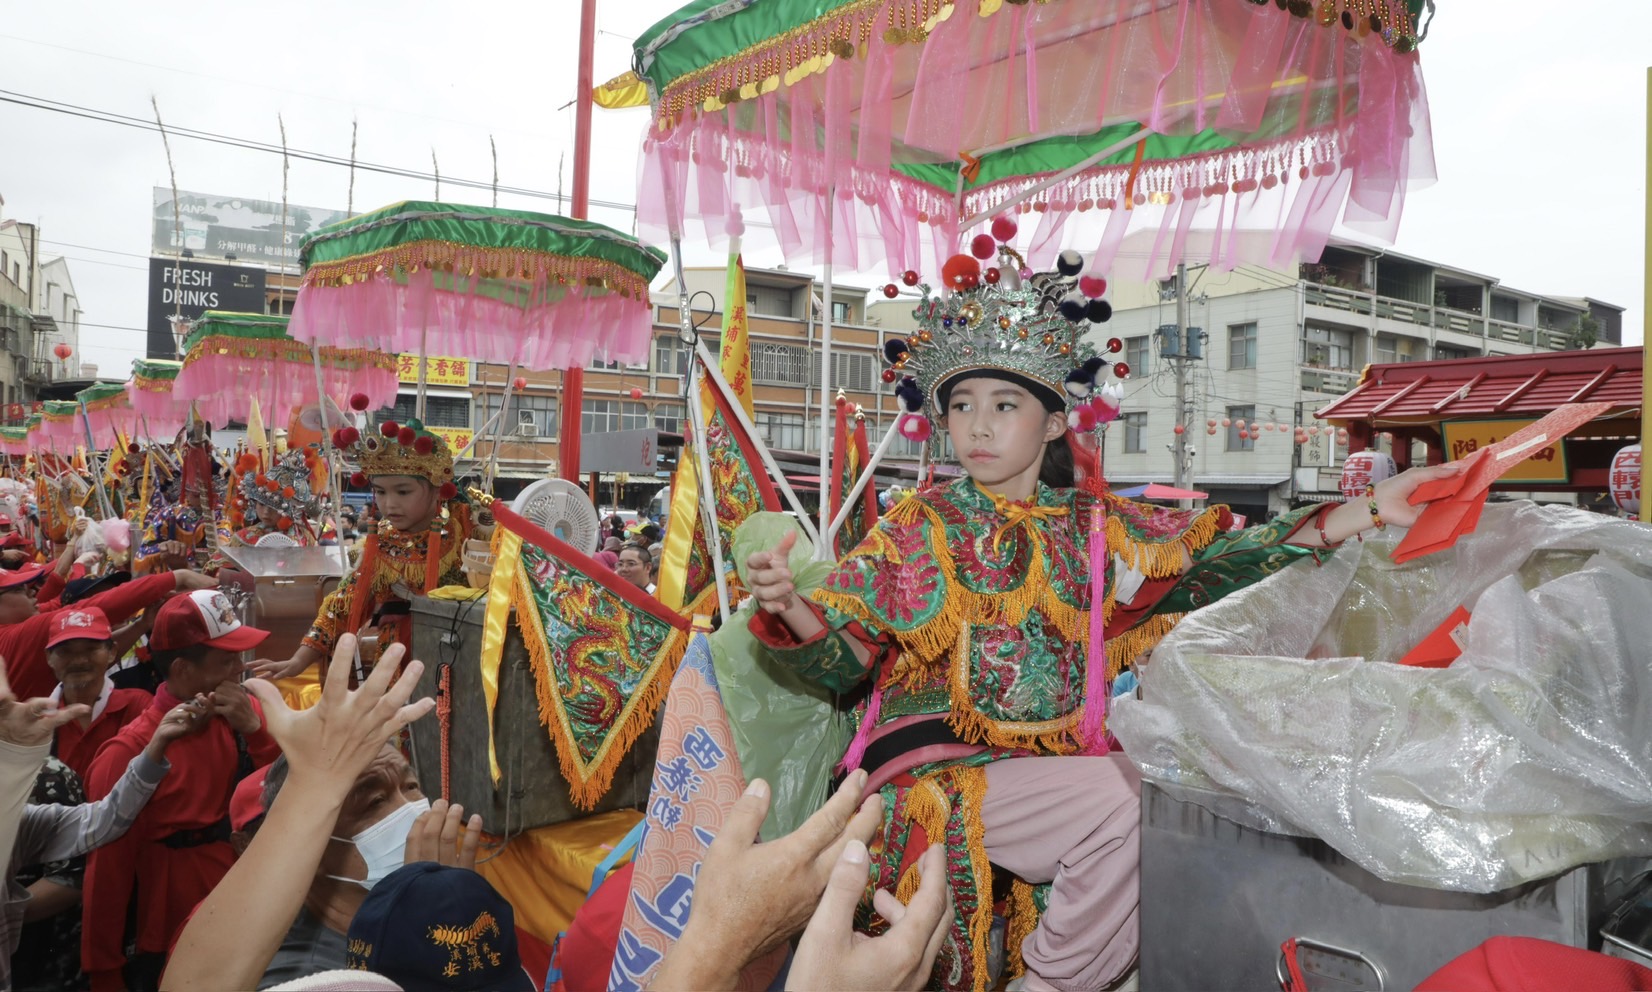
[131,360,182,394]
[41,400,80,424]
[298,202,667,304]
[636,0,1425,124]
[891,124,1241,192]
[181,312,292,353]
[76,382,131,413]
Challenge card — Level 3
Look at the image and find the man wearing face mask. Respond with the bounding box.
[251,744,482,989]
[80,590,281,992]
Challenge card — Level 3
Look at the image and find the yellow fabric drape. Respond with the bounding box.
[479,527,523,784]
[475,810,643,944]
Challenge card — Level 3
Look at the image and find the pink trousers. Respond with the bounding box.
[981,754,1142,991]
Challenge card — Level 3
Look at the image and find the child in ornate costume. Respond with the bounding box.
[225,446,327,547]
[745,251,1458,992]
[251,418,469,680]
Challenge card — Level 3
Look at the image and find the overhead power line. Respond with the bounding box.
[0,89,640,212]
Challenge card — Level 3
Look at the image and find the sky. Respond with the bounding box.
[0,0,1645,378]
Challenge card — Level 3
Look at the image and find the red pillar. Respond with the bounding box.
[558,0,597,484]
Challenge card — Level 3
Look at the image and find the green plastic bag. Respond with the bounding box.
[705,512,855,840]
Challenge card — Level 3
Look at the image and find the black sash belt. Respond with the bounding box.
[158,818,231,849]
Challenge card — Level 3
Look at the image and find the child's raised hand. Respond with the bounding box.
[746,529,800,615]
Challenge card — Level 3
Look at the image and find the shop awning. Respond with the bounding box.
[1316,347,1643,424]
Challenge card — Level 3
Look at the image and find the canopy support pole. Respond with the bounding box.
[77,401,115,521]
[816,190,835,559]
[683,351,732,624]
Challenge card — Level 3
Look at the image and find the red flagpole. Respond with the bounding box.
[559,0,596,485]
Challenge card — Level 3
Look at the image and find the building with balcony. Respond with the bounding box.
[1,196,87,414]
[1089,241,1625,522]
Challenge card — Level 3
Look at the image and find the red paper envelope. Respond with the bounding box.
[1394,401,1612,564]
[1397,606,1473,668]
[1409,402,1614,507]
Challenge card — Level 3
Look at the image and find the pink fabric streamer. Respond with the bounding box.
[1081,504,1110,755]
[636,0,1434,279]
[841,684,884,773]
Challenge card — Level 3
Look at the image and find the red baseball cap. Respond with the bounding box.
[150,589,270,652]
[231,765,270,832]
[46,606,114,649]
[0,563,47,590]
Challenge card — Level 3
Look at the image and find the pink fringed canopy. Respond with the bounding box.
[175,312,399,428]
[76,384,136,450]
[633,0,1436,280]
[127,359,190,440]
[288,202,670,370]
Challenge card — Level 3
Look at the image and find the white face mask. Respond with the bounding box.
[327,797,430,891]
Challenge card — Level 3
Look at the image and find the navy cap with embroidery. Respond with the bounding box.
[345,862,532,992]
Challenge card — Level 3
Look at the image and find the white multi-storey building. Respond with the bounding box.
[1085,241,1624,522]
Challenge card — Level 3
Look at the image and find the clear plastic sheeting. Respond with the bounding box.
[1110,501,1652,893]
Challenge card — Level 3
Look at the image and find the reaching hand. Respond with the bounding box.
[244,635,434,800]
[248,656,310,681]
[683,772,884,965]
[746,529,801,616]
[1373,461,1467,529]
[171,570,218,592]
[404,798,483,870]
[208,680,263,736]
[146,697,211,760]
[787,840,951,991]
[0,655,88,748]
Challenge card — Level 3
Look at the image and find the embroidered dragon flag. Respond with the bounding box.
[830,399,880,558]
[608,632,783,992]
[483,500,690,808]
[658,250,779,618]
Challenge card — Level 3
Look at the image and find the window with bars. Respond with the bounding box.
[752,342,810,385]
[384,394,471,429]
[1228,322,1258,369]
[1122,412,1147,453]
[1227,405,1255,452]
[477,394,557,435]
[806,351,877,393]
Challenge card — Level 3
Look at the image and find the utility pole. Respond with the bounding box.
[1173,262,1189,491]
[1160,264,1204,503]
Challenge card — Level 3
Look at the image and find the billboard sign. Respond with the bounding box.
[152,187,350,270]
[146,258,267,358]
[579,428,659,475]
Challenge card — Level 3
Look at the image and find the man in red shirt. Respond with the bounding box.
[45,605,152,783]
[81,589,280,992]
[0,561,216,700]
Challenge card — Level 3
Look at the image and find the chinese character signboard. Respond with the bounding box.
[1440,418,1570,485]
[428,427,474,459]
[396,354,471,387]
[1339,450,1397,499]
[1609,444,1641,517]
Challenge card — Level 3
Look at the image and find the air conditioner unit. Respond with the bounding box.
[517,422,540,438]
